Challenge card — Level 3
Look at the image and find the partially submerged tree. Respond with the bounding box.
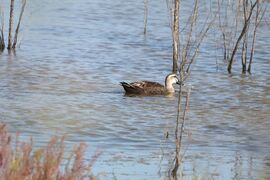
[0,4,5,50]
[217,0,266,73]
[13,0,26,49]
[167,0,214,177]
[0,0,26,52]
[172,0,180,74]
[227,0,258,73]
[143,0,148,35]
[7,0,15,50]
[241,0,249,73]
[248,0,266,73]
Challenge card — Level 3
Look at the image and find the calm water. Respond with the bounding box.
[0,0,270,179]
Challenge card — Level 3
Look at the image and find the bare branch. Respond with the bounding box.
[248,0,266,73]
[7,0,14,50]
[172,0,180,73]
[0,5,5,50]
[241,0,249,73]
[185,15,215,75]
[12,0,27,49]
[183,0,198,65]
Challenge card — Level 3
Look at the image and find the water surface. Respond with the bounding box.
[0,0,270,179]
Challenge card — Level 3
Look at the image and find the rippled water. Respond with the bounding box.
[0,0,270,179]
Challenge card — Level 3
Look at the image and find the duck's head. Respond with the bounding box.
[165,73,180,84]
[165,73,180,92]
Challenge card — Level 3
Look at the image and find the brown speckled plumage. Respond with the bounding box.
[120,74,179,96]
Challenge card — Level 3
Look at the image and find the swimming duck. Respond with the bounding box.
[120,73,180,95]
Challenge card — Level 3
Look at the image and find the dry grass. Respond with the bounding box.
[0,124,97,180]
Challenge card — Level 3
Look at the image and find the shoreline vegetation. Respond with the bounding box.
[0,124,98,179]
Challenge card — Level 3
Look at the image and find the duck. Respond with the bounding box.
[120,73,180,95]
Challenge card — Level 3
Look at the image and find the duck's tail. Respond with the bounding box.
[120,82,131,90]
[120,82,136,93]
[120,82,130,87]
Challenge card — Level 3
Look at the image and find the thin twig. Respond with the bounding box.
[143,0,148,35]
[183,0,198,64]
[186,16,215,74]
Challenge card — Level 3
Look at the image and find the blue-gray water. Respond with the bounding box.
[0,0,270,179]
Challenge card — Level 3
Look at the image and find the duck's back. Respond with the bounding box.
[120,81,165,95]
